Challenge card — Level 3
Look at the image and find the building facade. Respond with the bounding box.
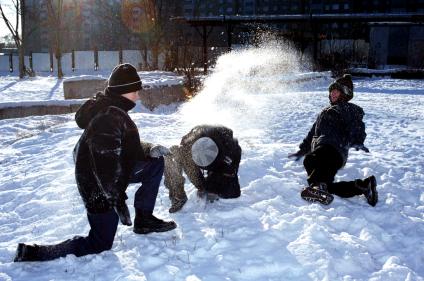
[23,0,424,68]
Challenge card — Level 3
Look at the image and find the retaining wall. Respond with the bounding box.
[0,77,186,120]
[63,78,186,110]
[63,77,108,99]
[0,103,82,120]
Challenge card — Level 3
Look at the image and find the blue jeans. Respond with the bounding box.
[29,209,120,261]
[27,157,164,261]
[129,157,165,212]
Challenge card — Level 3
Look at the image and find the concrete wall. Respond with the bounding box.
[75,51,95,71]
[0,50,145,73]
[0,55,12,72]
[63,78,108,99]
[99,51,119,70]
[139,85,186,110]
[32,53,51,72]
[0,104,81,120]
[63,78,186,110]
[123,50,143,70]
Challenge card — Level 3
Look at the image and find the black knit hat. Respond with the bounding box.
[107,63,142,95]
[328,74,354,100]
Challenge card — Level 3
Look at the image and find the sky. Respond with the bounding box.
[0,44,423,280]
[0,0,15,39]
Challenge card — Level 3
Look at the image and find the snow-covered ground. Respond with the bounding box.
[0,45,423,281]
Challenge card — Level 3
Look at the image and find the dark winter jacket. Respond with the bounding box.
[299,102,366,166]
[73,91,153,213]
[180,125,242,198]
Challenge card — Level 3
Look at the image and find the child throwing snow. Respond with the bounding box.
[289,74,378,206]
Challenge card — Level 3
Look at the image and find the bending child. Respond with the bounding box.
[164,125,242,213]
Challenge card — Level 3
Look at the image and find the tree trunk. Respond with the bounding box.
[19,0,26,78]
[152,44,159,70]
[18,44,25,78]
[56,54,63,78]
[142,45,149,70]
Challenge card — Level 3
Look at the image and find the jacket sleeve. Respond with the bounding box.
[299,121,316,154]
[86,112,127,205]
[349,108,367,146]
[139,141,154,160]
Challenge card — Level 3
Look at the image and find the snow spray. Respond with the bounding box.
[179,40,311,139]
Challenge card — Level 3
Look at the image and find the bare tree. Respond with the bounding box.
[45,0,63,78]
[122,0,178,70]
[173,26,203,95]
[136,0,164,70]
[0,0,27,78]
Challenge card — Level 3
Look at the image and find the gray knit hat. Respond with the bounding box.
[191,137,219,168]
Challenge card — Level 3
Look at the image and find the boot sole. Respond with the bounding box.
[14,243,25,262]
[367,176,378,207]
[133,222,177,235]
[301,187,334,205]
[14,243,38,262]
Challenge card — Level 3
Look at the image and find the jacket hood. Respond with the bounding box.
[75,91,136,129]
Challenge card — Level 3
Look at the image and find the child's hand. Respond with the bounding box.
[114,201,132,226]
[353,144,370,153]
[288,151,305,161]
[150,144,171,158]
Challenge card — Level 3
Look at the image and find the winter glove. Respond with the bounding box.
[149,144,171,158]
[352,144,370,153]
[288,150,305,161]
[114,200,132,226]
[196,189,219,203]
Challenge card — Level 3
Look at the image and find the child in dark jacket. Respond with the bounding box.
[289,74,378,206]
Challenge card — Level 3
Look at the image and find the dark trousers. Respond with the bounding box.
[33,209,119,261]
[29,157,164,261]
[303,145,363,198]
[129,157,164,212]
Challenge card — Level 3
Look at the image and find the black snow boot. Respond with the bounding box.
[301,183,334,205]
[14,243,40,262]
[356,175,378,207]
[133,209,177,234]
